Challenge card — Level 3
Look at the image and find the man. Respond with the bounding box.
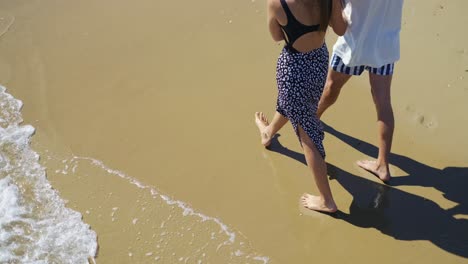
[317,0,404,182]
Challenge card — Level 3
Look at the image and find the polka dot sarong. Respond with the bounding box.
[275,44,329,158]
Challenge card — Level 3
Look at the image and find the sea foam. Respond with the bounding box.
[0,85,97,263]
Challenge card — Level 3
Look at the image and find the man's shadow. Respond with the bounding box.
[266,129,468,258]
[322,122,468,218]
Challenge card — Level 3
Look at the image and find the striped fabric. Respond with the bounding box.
[330,54,394,76]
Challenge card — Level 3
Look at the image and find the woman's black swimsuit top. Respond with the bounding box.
[279,0,329,49]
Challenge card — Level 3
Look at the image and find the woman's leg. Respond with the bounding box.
[255,111,288,147]
[297,125,337,213]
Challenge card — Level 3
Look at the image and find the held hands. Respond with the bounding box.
[330,0,349,36]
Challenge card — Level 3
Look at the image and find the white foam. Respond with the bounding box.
[71,156,238,242]
[58,155,271,263]
[0,85,97,263]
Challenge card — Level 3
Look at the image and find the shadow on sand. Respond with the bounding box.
[266,124,468,258]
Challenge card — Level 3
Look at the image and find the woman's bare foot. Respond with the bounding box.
[254,112,272,147]
[356,160,391,182]
[301,193,337,213]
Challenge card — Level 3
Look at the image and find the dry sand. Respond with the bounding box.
[0,0,467,263]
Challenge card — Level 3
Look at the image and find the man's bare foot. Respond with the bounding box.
[300,193,337,213]
[356,160,391,182]
[254,112,272,147]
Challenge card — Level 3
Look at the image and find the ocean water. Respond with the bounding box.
[0,85,270,263]
[0,85,97,263]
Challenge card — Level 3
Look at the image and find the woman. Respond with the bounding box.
[255,0,347,213]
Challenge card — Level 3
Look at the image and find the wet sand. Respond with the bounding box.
[0,0,467,263]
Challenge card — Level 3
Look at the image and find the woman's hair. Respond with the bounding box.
[318,0,331,32]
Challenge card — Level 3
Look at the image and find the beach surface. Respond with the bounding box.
[0,0,467,263]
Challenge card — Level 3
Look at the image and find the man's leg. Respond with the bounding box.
[255,111,288,147]
[317,69,352,119]
[357,73,394,182]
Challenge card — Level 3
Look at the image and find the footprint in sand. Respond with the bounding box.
[432,2,446,16]
[405,105,438,129]
[0,14,15,83]
[0,13,15,39]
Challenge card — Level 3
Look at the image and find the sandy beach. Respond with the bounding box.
[0,0,467,263]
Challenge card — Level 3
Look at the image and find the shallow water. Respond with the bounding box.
[0,84,271,263]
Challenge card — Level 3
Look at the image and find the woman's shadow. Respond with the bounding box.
[266,126,468,258]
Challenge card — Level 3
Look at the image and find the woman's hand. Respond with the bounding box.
[329,0,348,36]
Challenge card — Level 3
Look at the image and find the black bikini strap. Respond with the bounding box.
[280,0,294,21]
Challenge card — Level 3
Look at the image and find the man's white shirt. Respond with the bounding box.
[333,0,404,67]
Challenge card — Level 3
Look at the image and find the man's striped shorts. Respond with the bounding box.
[330,53,395,76]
